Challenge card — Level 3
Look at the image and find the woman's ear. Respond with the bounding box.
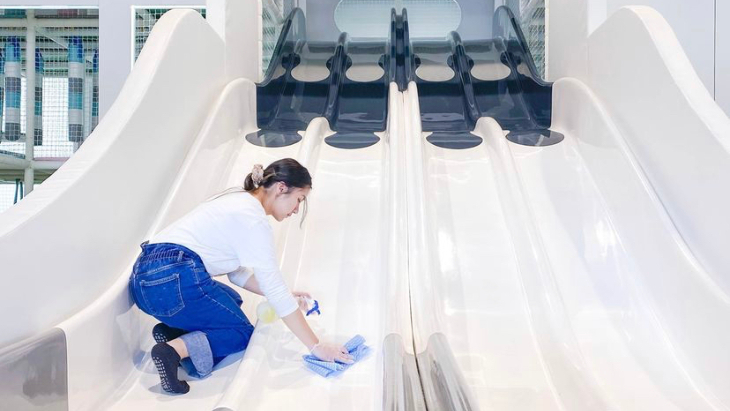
[277,182,287,194]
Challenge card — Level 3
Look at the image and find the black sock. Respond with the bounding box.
[151,343,190,394]
[152,323,187,344]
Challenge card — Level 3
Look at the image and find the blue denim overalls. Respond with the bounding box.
[129,242,254,378]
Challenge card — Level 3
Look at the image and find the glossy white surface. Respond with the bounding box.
[207,0,263,82]
[604,0,716,94]
[717,0,730,116]
[406,83,562,409]
[404,71,730,409]
[546,0,589,80]
[548,78,729,409]
[62,79,405,409]
[62,77,261,411]
[213,83,406,411]
[3,4,730,411]
[586,7,730,293]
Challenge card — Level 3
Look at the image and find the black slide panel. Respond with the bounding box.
[255,8,391,148]
[256,8,306,132]
[410,5,559,148]
[491,6,553,130]
[333,44,389,133]
[414,39,471,133]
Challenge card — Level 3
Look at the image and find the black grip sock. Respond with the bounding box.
[151,343,190,394]
[152,323,187,344]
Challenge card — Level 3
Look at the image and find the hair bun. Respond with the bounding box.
[251,164,265,187]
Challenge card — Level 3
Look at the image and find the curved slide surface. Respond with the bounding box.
[2,5,730,411]
[0,10,409,411]
[402,5,730,410]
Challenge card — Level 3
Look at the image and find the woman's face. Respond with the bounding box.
[271,183,311,222]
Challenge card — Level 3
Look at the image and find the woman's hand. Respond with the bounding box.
[310,342,355,363]
[292,291,311,299]
[292,291,312,312]
[280,309,349,363]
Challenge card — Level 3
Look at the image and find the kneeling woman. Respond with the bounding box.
[128,158,353,394]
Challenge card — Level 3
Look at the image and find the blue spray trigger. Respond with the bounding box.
[306,299,320,316]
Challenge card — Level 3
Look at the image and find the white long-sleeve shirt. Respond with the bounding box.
[151,191,298,317]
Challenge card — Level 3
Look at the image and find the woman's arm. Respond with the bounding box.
[240,274,318,348]
[242,268,352,362]
[242,275,264,296]
[242,275,310,309]
[232,222,350,361]
[281,310,318,350]
[246,276,321,350]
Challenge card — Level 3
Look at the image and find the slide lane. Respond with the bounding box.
[470,78,728,410]
[405,81,564,411]
[99,79,304,411]
[213,83,407,411]
[406,76,730,410]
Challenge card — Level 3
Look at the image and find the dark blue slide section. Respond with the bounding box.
[252,7,556,149]
[412,6,561,148]
[253,8,394,148]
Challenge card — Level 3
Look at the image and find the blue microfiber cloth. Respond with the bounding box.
[303,335,371,378]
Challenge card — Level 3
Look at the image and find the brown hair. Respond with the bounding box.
[243,158,312,226]
[244,158,312,192]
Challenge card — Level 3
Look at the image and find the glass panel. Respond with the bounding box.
[133,7,206,64]
[0,182,15,213]
[401,0,460,38]
[0,27,26,157]
[36,25,99,156]
[263,0,296,77]
[334,0,460,39]
[334,0,393,38]
[0,9,99,159]
[518,0,545,78]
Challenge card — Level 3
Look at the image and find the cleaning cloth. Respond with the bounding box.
[303,335,371,378]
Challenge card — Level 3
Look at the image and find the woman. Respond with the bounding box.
[128,158,353,394]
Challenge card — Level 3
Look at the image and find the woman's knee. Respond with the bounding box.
[208,325,254,358]
[233,323,254,349]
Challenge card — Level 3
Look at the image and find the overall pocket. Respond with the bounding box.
[139,273,185,317]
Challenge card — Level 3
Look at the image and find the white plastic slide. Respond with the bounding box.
[210,83,408,411]
[0,10,238,411]
[0,6,416,409]
[402,6,730,411]
[0,5,411,406]
[0,10,226,350]
[100,84,407,410]
[3,4,730,411]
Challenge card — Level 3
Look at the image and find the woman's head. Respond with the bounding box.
[245,158,312,222]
